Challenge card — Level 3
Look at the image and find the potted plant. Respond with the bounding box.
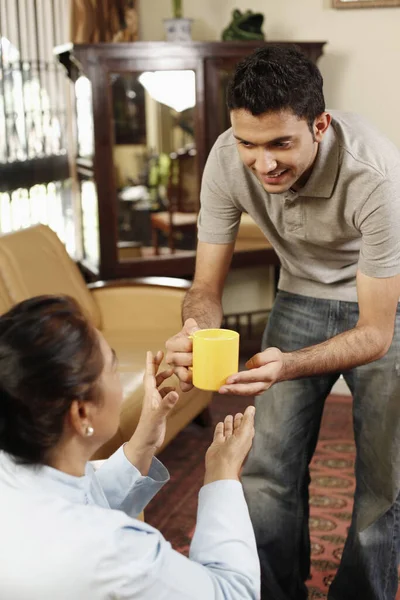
[164,0,193,42]
[172,0,183,19]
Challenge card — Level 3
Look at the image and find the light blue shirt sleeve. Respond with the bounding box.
[94,445,169,517]
[105,480,260,600]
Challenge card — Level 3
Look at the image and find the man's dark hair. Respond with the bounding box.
[226,44,325,130]
[0,295,104,464]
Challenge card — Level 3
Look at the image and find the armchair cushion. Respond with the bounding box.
[89,278,190,333]
[0,225,100,326]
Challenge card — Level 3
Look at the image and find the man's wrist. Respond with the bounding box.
[279,351,292,382]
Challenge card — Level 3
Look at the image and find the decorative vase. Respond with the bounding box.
[163,17,193,42]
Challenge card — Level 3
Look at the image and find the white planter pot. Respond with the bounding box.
[163,18,193,42]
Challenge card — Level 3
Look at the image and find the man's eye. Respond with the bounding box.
[275,142,291,148]
[239,141,253,148]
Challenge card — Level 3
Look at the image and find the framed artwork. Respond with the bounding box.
[113,1,140,42]
[333,0,400,7]
[71,0,140,43]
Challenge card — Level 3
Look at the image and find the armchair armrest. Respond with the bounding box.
[88,277,191,332]
[88,277,191,293]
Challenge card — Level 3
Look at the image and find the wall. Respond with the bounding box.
[140,0,400,148]
[139,0,399,328]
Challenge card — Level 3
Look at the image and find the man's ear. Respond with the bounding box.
[314,112,331,142]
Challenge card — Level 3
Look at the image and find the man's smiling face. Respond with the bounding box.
[231,109,330,194]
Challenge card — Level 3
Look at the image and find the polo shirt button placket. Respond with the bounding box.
[283,190,302,233]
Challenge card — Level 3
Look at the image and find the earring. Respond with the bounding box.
[85,425,94,437]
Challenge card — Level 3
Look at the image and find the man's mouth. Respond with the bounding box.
[268,170,286,178]
[261,169,289,184]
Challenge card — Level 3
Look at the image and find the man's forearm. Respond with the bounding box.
[281,323,392,381]
[182,286,223,328]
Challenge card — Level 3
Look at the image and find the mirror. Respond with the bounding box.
[110,70,198,262]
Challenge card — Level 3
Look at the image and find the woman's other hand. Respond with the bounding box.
[204,405,255,486]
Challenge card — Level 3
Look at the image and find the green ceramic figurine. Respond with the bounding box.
[222,9,265,41]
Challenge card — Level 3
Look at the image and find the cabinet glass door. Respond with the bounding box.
[109,70,199,263]
[205,57,243,152]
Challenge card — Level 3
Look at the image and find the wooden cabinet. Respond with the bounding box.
[57,41,326,280]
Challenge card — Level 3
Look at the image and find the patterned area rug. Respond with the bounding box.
[145,393,400,599]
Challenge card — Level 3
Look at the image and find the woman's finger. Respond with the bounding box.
[144,351,156,388]
[224,414,234,438]
[161,390,179,411]
[159,386,176,399]
[233,413,244,432]
[213,421,225,442]
[156,368,174,388]
[154,350,164,372]
[237,406,256,436]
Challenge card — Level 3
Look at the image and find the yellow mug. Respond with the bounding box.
[191,328,240,391]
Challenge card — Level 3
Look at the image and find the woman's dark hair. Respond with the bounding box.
[0,295,104,464]
[226,44,325,130]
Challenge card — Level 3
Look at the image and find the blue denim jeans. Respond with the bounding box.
[241,290,400,600]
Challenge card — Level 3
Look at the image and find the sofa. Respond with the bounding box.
[0,224,213,459]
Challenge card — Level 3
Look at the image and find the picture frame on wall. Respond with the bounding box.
[71,0,140,43]
[113,0,140,42]
[333,0,400,7]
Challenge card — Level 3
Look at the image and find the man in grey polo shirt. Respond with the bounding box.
[166,45,400,600]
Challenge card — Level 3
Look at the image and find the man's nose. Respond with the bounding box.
[255,149,277,173]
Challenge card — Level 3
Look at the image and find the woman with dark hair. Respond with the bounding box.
[0,295,259,600]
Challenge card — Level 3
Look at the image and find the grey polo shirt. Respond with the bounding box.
[197,110,400,302]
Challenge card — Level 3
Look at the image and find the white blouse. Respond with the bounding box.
[0,446,260,599]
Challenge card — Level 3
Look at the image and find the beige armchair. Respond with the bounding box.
[0,225,212,459]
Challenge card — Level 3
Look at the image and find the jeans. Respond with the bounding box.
[241,290,400,600]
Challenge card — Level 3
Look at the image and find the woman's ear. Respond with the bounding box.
[68,400,92,437]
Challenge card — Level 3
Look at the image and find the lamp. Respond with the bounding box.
[138,70,195,113]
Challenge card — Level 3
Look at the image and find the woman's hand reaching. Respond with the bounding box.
[204,405,255,486]
[124,351,179,475]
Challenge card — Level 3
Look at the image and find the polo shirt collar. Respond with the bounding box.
[297,122,339,199]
